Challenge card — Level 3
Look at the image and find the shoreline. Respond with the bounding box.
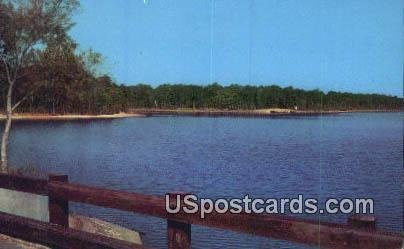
[132,108,402,118]
[0,113,145,121]
[0,109,401,121]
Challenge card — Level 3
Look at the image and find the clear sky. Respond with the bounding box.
[69,0,403,96]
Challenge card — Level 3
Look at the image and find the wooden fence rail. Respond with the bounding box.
[0,173,402,249]
[0,211,143,249]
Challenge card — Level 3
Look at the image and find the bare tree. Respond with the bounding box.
[0,0,78,172]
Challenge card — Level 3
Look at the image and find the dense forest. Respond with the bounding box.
[4,79,402,114]
[124,83,403,111]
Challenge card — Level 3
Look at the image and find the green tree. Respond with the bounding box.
[0,0,79,171]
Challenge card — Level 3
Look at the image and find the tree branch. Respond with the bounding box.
[12,95,30,112]
[12,81,43,112]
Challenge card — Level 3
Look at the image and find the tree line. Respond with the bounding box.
[124,83,403,111]
[4,81,402,113]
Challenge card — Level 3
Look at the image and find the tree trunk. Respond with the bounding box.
[1,82,13,173]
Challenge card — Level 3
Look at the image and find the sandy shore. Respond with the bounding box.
[132,108,346,117]
[0,113,145,121]
[133,108,403,117]
[0,109,399,121]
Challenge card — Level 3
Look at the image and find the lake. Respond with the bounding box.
[8,112,403,248]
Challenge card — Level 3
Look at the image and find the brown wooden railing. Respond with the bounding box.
[0,173,402,249]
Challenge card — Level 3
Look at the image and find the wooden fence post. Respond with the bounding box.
[48,174,69,227]
[167,192,191,249]
[348,214,376,230]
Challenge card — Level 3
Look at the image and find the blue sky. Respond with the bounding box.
[69,0,403,96]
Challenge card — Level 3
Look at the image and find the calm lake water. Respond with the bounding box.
[8,112,403,248]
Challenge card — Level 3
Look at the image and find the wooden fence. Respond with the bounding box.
[0,173,402,249]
